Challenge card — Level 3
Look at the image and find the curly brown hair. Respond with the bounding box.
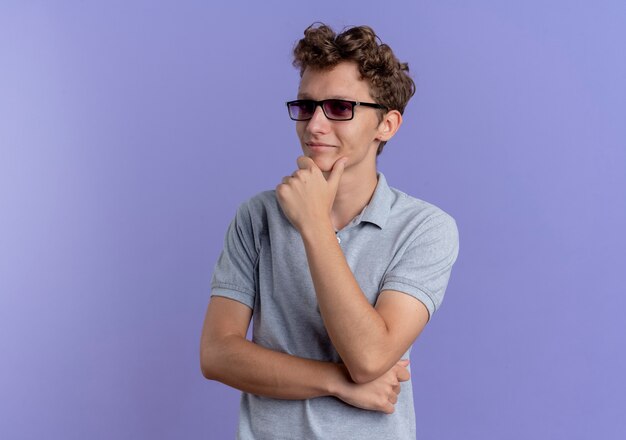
[292,23,416,155]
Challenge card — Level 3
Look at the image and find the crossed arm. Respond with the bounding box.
[274,155,430,383]
[200,296,413,414]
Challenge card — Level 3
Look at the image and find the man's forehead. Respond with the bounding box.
[297,63,371,99]
[296,92,355,100]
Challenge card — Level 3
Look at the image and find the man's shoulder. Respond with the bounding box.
[387,185,456,226]
[233,190,281,228]
[241,189,278,211]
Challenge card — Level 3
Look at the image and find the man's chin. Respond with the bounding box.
[306,155,336,173]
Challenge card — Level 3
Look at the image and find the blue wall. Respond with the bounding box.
[1,1,624,438]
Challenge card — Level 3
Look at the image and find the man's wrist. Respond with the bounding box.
[324,363,350,399]
[300,218,335,244]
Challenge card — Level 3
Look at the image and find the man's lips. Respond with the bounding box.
[306,142,336,149]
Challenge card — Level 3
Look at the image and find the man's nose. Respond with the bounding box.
[306,105,330,132]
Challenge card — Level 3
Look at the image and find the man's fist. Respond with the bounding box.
[276,155,347,232]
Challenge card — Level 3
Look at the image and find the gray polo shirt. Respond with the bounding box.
[211,172,459,440]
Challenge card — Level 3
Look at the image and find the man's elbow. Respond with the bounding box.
[200,342,222,380]
[200,352,214,380]
[346,359,388,384]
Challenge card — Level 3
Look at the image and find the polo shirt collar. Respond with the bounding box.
[359,172,393,229]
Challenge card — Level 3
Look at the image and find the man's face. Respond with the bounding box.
[295,62,384,174]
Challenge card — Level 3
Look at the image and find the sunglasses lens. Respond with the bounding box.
[289,101,315,120]
[323,100,353,120]
[287,100,355,120]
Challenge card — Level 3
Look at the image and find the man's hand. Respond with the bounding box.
[276,156,347,232]
[333,360,411,414]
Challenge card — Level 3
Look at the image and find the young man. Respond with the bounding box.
[201,24,459,439]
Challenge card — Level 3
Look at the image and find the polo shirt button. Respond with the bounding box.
[336,235,341,244]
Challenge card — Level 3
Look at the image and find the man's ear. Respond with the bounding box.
[376,110,402,142]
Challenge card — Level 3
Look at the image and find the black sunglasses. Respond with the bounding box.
[286,99,387,121]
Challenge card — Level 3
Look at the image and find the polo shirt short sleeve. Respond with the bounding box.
[381,212,459,319]
[211,201,259,309]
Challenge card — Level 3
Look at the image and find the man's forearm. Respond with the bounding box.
[201,333,347,400]
[201,333,408,414]
[201,295,410,413]
[300,221,393,382]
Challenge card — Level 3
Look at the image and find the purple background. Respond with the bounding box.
[1,1,625,439]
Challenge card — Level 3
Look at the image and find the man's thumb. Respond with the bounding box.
[328,157,348,188]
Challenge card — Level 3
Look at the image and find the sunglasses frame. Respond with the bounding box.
[286,99,387,121]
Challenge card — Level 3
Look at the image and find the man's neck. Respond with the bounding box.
[329,168,379,231]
